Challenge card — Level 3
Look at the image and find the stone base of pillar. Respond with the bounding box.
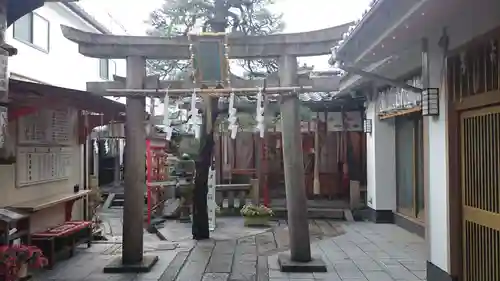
[278,253,327,273]
[103,255,159,273]
[426,261,456,281]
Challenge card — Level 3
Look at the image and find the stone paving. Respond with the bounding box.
[33,210,427,281]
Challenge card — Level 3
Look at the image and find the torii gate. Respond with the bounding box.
[61,22,349,273]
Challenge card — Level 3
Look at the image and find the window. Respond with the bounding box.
[110,60,117,78]
[99,59,109,80]
[13,12,50,52]
[395,115,425,221]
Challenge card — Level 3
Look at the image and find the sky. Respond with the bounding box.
[78,0,371,71]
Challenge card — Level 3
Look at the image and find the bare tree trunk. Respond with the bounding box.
[192,98,218,240]
[192,0,226,240]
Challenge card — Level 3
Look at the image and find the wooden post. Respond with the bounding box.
[251,178,259,205]
[110,122,121,186]
[278,55,311,262]
[313,113,321,196]
[0,0,9,104]
[349,180,360,209]
[83,112,90,220]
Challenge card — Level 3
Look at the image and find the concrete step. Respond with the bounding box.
[105,193,148,208]
[272,207,346,220]
[110,198,124,207]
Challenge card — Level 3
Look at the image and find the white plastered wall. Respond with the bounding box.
[425,1,500,273]
[0,109,83,232]
[425,39,450,272]
[365,96,396,212]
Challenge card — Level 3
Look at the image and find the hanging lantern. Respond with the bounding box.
[421,88,440,116]
[363,119,372,134]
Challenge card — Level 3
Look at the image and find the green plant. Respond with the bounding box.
[240,204,274,217]
[0,245,47,281]
[89,187,104,235]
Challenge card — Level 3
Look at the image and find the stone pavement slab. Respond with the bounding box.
[32,215,427,281]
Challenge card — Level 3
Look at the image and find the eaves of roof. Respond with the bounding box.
[335,0,384,57]
[334,0,424,65]
[62,2,112,35]
[7,0,45,26]
[7,1,112,35]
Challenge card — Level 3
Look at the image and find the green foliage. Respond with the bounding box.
[177,135,201,157]
[240,203,274,217]
[146,0,284,79]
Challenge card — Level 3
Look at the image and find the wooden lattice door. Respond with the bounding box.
[461,106,500,281]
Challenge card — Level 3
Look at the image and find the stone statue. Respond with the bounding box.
[175,154,196,222]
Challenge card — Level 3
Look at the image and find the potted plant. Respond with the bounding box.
[0,244,48,281]
[240,204,274,227]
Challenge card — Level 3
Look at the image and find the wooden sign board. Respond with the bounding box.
[18,109,73,145]
[190,33,228,87]
[16,146,72,187]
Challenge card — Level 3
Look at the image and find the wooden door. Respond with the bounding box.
[460,105,500,281]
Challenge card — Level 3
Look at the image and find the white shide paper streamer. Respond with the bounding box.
[163,90,173,141]
[190,89,200,139]
[255,88,265,138]
[228,91,238,139]
[207,162,217,231]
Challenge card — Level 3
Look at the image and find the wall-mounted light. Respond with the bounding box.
[363,119,372,134]
[422,88,440,116]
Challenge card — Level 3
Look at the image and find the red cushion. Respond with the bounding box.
[33,221,91,237]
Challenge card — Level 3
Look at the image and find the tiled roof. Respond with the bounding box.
[329,0,383,72]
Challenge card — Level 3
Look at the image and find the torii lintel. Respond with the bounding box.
[61,23,352,59]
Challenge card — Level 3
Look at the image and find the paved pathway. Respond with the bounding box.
[33,212,427,281]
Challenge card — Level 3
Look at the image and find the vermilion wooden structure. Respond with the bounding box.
[145,139,168,225]
[214,120,366,203]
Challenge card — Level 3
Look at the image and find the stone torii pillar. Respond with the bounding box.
[103,56,158,273]
[277,55,327,272]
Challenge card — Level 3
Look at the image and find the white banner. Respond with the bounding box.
[207,165,217,231]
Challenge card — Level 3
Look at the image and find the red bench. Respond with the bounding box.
[31,221,92,269]
[10,191,93,269]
